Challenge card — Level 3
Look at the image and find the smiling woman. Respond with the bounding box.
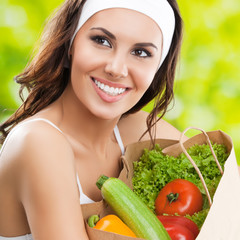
[69,8,163,119]
[0,0,183,239]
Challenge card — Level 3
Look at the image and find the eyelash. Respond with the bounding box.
[90,35,152,58]
[90,35,112,48]
[132,49,152,58]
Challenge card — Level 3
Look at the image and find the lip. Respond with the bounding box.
[91,76,129,89]
[90,76,130,103]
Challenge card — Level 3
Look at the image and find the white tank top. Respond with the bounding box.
[0,118,125,239]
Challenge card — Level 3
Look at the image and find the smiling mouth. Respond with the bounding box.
[92,78,127,96]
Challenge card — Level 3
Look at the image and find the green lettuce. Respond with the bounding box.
[132,142,229,227]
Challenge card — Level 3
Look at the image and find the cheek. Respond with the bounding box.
[134,67,156,91]
[71,47,98,72]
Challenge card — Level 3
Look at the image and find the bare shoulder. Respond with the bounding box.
[0,119,76,194]
[118,110,183,145]
[0,121,88,238]
[1,119,73,166]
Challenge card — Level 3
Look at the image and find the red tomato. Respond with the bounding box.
[155,179,203,216]
[157,215,199,238]
[161,222,195,240]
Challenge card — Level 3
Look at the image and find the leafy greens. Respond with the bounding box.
[132,142,229,228]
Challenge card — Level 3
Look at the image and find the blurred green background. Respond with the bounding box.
[0,0,239,164]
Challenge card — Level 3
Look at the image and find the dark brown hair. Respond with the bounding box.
[0,0,183,144]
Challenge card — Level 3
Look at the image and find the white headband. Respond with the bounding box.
[70,0,175,68]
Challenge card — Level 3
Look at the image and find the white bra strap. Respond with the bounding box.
[0,118,63,157]
[76,174,94,204]
[113,125,125,155]
[76,174,83,195]
[22,118,63,133]
[0,234,33,240]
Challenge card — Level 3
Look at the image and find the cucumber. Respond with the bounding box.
[96,175,171,240]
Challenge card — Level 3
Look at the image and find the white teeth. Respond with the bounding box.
[114,88,119,95]
[94,79,126,96]
[109,87,114,94]
[100,83,104,89]
[104,85,110,92]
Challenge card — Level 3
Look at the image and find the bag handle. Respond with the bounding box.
[179,127,224,206]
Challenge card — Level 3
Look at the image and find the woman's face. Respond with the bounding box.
[70,8,163,120]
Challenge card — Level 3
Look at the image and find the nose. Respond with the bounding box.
[104,54,128,79]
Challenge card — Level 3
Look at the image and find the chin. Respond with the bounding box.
[89,105,128,121]
[86,107,116,120]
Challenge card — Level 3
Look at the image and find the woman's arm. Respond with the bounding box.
[12,122,89,240]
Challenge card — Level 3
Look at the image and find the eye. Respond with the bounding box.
[90,35,111,48]
[132,49,152,58]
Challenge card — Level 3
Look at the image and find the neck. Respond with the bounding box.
[56,84,121,152]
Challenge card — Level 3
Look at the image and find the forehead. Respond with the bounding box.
[81,8,162,42]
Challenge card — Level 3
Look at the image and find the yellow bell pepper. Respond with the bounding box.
[88,214,136,238]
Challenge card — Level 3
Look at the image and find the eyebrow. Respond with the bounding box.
[133,43,158,51]
[90,27,158,50]
[90,27,116,40]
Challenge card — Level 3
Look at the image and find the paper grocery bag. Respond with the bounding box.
[81,129,240,239]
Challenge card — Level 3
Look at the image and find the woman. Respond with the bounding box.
[0,0,183,239]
